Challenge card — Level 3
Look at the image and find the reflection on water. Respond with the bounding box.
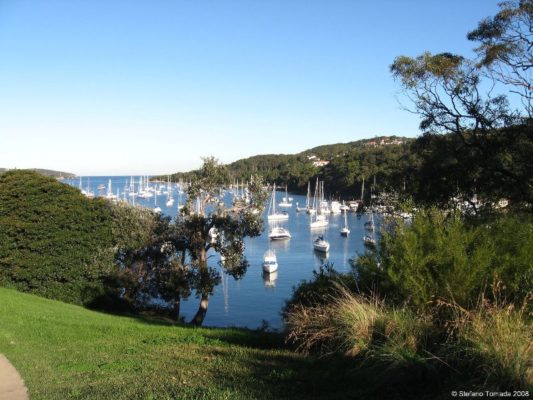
[313,249,329,262]
[65,176,381,329]
[262,270,278,288]
[269,238,290,251]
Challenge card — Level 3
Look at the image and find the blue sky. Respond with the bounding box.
[0,0,501,175]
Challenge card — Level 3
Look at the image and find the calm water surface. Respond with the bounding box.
[66,176,380,330]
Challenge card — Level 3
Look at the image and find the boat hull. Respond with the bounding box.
[262,263,278,273]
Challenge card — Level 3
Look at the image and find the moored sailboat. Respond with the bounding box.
[313,235,330,252]
[340,211,350,236]
[278,185,292,208]
[262,249,278,273]
[267,184,289,221]
[268,225,291,240]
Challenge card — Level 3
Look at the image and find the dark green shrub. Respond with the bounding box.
[354,209,533,310]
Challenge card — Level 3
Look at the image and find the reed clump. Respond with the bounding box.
[285,286,433,363]
[445,293,533,390]
[286,284,532,390]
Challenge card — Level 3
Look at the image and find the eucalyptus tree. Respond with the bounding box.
[177,157,267,326]
[390,0,532,209]
[468,0,532,118]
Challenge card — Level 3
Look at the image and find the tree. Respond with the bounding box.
[178,157,267,325]
[468,0,532,118]
[110,213,193,317]
[390,0,533,210]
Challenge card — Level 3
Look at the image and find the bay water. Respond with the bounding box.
[66,176,380,330]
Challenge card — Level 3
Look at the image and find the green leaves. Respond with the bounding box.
[354,209,533,310]
[0,170,114,304]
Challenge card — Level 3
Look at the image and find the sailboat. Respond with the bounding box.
[153,190,162,213]
[78,177,86,195]
[267,184,289,221]
[340,200,350,213]
[166,177,174,207]
[278,185,292,208]
[105,179,118,200]
[262,250,278,273]
[128,176,137,197]
[340,211,350,236]
[363,234,376,247]
[268,225,291,240]
[177,190,184,211]
[297,182,312,212]
[209,227,218,242]
[364,211,375,231]
[84,177,94,199]
[310,179,328,229]
[313,235,330,252]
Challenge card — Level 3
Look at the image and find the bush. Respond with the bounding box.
[0,170,164,306]
[0,171,115,304]
[283,263,357,314]
[354,209,533,311]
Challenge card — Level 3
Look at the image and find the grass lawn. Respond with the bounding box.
[0,288,360,400]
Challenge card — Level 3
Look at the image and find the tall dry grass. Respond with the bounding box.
[285,286,433,363]
[446,292,533,389]
[286,284,532,390]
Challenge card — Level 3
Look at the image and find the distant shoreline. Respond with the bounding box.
[0,168,75,179]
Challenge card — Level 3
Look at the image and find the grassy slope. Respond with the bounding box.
[0,288,358,400]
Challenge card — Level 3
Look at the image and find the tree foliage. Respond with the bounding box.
[178,157,268,325]
[0,170,114,304]
[468,0,533,118]
[0,170,170,309]
[354,210,533,310]
[391,0,533,210]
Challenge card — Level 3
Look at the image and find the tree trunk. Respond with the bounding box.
[191,248,209,326]
[190,293,209,326]
[170,297,181,321]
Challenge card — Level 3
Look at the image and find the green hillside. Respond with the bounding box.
[163,136,414,196]
[0,168,75,178]
[0,288,357,400]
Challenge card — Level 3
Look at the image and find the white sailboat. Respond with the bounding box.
[297,182,312,212]
[105,179,118,200]
[166,177,174,207]
[209,227,218,242]
[363,234,376,247]
[278,185,292,208]
[85,177,94,199]
[340,200,350,212]
[78,177,86,195]
[267,184,289,221]
[330,200,342,214]
[268,225,291,240]
[262,250,278,273]
[313,235,330,253]
[310,179,328,229]
[177,190,184,211]
[340,211,350,236]
[153,190,162,213]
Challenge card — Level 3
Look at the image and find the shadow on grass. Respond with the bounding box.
[89,304,291,350]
